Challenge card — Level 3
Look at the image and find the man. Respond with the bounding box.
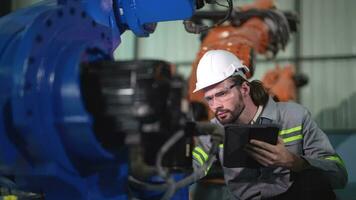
[191,50,348,200]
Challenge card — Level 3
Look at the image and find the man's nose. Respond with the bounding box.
[210,98,223,111]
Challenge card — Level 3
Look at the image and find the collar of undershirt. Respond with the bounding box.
[250,105,263,125]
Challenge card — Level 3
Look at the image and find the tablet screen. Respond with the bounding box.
[223,124,280,168]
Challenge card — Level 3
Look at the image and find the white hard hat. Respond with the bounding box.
[193,50,249,93]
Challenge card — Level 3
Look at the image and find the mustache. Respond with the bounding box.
[215,108,231,115]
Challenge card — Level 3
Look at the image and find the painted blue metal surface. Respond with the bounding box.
[131,174,189,200]
[0,0,195,199]
[0,0,125,198]
[118,0,195,36]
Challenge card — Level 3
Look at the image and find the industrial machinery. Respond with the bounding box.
[0,0,308,199]
[187,0,307,109]
[0,0,232,199]
[261,64,308,102]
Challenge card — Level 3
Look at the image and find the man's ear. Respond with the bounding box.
[239,81,250,96]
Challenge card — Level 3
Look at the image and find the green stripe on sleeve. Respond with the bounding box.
[3,195,17,200]
[325,155,346,168]
[283,134,303,143]
[279,125,302,136]
[193,147,208,161]
[192,152,205,166]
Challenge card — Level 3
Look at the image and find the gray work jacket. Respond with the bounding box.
[192,97,348,200]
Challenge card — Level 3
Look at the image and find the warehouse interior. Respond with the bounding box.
[0,0,355,199]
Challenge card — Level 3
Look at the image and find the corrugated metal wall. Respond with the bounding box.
[114,21,201,78]
[114,23,201,80]
[300,0,356,130]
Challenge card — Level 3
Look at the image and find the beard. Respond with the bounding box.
[215,92,245,125]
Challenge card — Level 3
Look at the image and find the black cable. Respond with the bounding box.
[128,122,224,199]
[213,0,233,27]
[213,0,229,8]
[184,0,233,34]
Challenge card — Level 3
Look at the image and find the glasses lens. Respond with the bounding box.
[205,84,236,105]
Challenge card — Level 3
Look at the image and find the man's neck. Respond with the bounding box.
[236,103,258,124]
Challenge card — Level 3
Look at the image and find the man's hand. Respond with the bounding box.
[244,137,309,171]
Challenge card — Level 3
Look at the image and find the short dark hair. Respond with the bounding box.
[229,75,269,106]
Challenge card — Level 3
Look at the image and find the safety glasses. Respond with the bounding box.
[204,84,237,106]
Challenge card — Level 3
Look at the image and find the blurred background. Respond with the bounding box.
[2,0,356,199]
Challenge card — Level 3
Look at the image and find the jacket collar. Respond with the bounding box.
[260,96,278,122]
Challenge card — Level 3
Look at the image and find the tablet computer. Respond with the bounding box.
[223,124,280,168]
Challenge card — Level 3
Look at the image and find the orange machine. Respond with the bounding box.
[261,64,308,102]
[187,0,302,117]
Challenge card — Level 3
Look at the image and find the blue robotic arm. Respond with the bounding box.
[0,0,197,199]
